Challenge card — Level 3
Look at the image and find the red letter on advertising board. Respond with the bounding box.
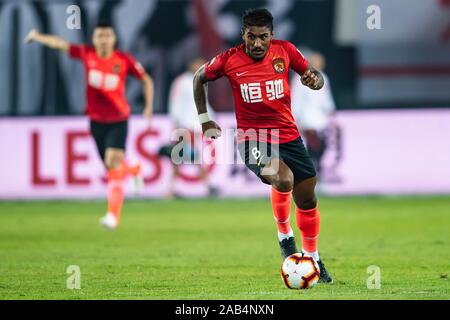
[66,131,91,185]
[31,131,56,186]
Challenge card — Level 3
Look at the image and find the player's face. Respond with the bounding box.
[92,27,116,53]
[242,26,273,61]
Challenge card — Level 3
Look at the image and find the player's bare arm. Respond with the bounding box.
[24,29,69,54]
[141,73,154,126]
[301,66,324,90]
[193,64,222,139]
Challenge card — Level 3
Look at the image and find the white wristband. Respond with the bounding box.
[198,113,210,124]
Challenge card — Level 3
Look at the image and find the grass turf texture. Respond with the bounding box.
[0,197,449,300]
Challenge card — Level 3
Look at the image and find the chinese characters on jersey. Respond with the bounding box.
[240,80,284,103]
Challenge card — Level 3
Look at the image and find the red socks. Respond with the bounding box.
[121,160,141,177]
[107,166,125,222]
[105,160,141,225]
[271,187,321,254]
[295,206,320,253]
[271,188,292,234]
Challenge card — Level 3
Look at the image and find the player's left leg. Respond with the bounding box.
[279,137,333,283]
[292,178,332,283]
[291,177,319,259]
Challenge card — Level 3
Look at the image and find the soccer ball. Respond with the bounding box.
[281,253,320,289]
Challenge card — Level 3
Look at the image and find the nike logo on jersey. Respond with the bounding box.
[236,71,249,77]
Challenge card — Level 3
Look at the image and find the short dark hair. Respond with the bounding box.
[242,8,273,33]
[95,20,114,29]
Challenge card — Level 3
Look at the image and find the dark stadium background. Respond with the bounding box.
[4,0,448,118]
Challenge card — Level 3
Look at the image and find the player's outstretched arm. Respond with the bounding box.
[141,73,154,127]
[24,29,69,54]
[193,65,222,139]
[301,65,324,91]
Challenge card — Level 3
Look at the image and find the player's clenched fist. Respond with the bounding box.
[202,121,222,139]
[301,69,321,90]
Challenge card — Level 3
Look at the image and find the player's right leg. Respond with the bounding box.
[103,147,126,229]
[260,158,300,258]
[238,141,298,258]
[90,120,129,229]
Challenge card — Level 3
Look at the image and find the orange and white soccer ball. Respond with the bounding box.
[281,253,320,289]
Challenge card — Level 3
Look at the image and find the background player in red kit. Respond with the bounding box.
[193,9,332,283]
[24,22,154,230]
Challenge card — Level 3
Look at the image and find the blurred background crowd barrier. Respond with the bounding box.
[1,110,450,199]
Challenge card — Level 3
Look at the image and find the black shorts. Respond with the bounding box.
[238,137,316,185]
[90,120,128,161]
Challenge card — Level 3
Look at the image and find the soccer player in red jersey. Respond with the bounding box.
[25,22,154,230]
[193,9,332,283]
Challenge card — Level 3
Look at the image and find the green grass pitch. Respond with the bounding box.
[0,196,449,300]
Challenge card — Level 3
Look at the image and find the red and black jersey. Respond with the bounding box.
[204,40,309,144]
[69,44,146,123]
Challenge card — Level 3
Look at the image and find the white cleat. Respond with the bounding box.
[99,213,118,230]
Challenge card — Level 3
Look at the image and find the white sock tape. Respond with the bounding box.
[198,113,210,124]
